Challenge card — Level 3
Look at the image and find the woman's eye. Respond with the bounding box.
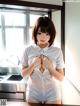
[46,33,49,36]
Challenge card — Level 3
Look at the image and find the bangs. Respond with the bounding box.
[38,26,50,34]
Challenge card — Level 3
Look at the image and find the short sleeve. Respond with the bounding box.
[21,48,28,66]
[56,48,65,69]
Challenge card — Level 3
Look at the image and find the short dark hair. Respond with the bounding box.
[32,16,56,46]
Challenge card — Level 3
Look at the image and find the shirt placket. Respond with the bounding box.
[39,48,47,102]
[41,74,45,102]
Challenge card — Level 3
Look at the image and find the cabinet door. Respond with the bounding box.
[0,92,25,100]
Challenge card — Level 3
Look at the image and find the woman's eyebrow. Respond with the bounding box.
[37,31,41,33]
[37,31,42,33]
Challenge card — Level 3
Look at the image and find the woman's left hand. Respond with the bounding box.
[42,55,64,80]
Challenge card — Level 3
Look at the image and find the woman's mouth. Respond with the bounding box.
[40,40,45,42]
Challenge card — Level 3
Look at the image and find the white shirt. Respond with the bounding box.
[21,44,64,100]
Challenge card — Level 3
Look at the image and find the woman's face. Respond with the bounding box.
[37,31,50,45]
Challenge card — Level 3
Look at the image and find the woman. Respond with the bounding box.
[21,16,64,104]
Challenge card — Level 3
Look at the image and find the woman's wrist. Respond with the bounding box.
[48,66,55,76]
[26,63,35,75]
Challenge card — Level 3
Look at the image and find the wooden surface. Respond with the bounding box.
[6,101,65,106]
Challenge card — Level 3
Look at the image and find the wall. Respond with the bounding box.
[52,11,61,48]
[62,2,80,105]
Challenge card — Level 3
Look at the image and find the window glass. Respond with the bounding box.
[0,14,1,25]
[0,9,48,68]
[30,14,41,27]
[5,12,26,26]
[29,28,34,45]
[0,29,2,49]
[5,28,24,55]
[30,14,48,27]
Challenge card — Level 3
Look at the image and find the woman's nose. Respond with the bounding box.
[40,33,46,38]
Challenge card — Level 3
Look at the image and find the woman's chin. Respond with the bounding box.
[39,42,47,45]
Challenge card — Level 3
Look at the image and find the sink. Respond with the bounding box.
[7,75,23,81]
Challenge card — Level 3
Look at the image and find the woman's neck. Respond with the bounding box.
[38,43,49,48]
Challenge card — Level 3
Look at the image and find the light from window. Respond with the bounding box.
[5,28,24,55]
[0,29,2,50]
[0,10,48,66]
[29,28,34,45]
[0,14,1,26]
[30,14,41,27]
[4,12,26,26]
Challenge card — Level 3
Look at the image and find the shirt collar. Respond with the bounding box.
[35,44,49,51]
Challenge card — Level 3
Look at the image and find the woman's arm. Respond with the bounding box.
[48,68,64,81]
[43,55,64,81]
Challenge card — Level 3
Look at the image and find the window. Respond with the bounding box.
[0,8,48,66]
[0,28,2,50]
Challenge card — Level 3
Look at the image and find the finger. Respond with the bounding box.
[44,56,52,62]
[43,56,48,61]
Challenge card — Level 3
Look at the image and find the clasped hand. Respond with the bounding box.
[31,55,54,71]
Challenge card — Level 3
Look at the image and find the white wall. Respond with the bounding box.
[65,2,80,91]
[52,11,61,48]
[63,2,80,105]
[20,0,62,5]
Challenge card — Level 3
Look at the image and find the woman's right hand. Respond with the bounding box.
[31,56,41,68]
